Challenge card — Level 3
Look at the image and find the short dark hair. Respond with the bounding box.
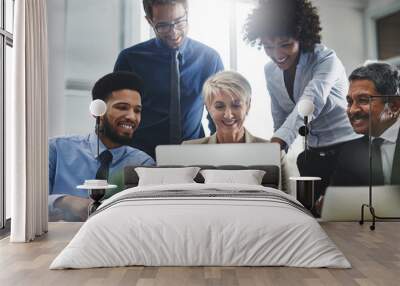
[244,0,321,53]
[349,62,400,96]
[143,0,188,19]
[92,71,144,102]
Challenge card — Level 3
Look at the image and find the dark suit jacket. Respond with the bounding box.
[331,133,400,186]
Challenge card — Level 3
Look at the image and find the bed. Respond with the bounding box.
[50,165,350,269]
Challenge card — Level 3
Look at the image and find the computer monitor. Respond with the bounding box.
[156,143,281,166]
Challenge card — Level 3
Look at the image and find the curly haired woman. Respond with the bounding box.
[244,0,360,202]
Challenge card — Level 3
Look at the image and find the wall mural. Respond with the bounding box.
[47,0,400,223]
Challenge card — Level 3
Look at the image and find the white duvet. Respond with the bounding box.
[50,183,350,269]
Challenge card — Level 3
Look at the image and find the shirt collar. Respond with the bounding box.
[379,118,400,144]
[88,132,128,164]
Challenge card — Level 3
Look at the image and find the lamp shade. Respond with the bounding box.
[298,98,315,117]
[89,99,107,117]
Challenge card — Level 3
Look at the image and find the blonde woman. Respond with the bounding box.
[183,71,289,192]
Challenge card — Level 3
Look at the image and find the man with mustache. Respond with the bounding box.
[49,72,155,221]
[331,62,400,186]
[114,0,224,159]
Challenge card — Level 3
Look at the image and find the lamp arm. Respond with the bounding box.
[304,116,308,162]
[96,116,100,158]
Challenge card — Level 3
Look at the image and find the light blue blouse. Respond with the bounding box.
[265,44,360,148]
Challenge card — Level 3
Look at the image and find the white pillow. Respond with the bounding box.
[135,167,201,186]
[200,169,266,185]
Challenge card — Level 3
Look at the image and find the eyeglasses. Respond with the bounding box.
[346,95,386,108]
[153,15,188,34]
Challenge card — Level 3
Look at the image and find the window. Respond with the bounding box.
[365,1,400,68]
[376,10,400,61]
[186,0,272,138]
[1,0,14,230]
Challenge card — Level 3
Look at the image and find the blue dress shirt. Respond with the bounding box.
[265,44,360,148]
[114,37,224,158]
[48,133,155,213]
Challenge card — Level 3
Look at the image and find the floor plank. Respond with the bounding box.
[0,222,399,286]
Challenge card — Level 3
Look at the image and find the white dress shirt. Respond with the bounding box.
[378,118,400,184]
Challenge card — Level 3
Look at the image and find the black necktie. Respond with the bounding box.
[95,150,113,180]
[371,138,384,185]
[169,50,182,144]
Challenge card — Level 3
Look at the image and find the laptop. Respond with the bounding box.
[321,185,400,221]
[155,143,281,167]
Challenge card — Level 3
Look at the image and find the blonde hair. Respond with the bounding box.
[202,71,252,107]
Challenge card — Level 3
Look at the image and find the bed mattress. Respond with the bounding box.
[50,183,350,269]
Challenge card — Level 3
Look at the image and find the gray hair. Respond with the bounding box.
[349,62,400,96]
[203,71,252,107]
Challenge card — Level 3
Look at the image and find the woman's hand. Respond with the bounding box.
[271,137,287,151]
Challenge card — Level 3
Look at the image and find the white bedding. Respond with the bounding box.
[50,183,350,269]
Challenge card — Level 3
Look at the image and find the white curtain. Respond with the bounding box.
[8,0,49,242]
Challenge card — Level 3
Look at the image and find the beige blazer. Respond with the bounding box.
[183,129,289,192]
[183,128,267,144]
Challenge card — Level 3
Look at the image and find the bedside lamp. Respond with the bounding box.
[77,99,116,215]
[298,98,314,119]
[290,99,319,213]
[298,98,315,160]
[89,99,107,157]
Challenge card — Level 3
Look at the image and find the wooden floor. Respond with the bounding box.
[0,222,399,286]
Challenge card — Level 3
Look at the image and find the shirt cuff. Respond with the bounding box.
[48,194,66,215]
[273,127,298,147]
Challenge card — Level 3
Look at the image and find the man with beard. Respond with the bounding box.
[49,72,155,221]
[114,0,224,158]
[331,63,400,186]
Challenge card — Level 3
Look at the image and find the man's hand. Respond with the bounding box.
[55,196,91,222]
[313,195,324,218]
[271,137,287,151]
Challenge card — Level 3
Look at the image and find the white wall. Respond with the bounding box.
[367,0,400,10]
[47,0,144,137]
[63,0,122,135]
[313,0,367,74]
[47,0,66,137]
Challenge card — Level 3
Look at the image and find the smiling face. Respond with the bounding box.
[346,79,396,137]
[261,36,300,71]
[100,89,142,147]
[148,3,188,49]
[208,91,250,136]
